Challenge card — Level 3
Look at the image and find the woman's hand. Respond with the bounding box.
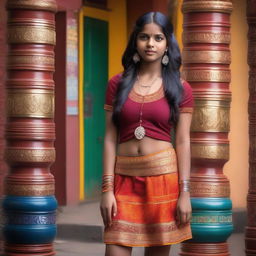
[176,191,192,227]
[100,191,117,228]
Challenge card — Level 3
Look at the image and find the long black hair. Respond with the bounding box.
[112,12,183,128]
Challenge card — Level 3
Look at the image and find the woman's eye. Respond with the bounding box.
[155,36,164,42]
[138,34,148,40]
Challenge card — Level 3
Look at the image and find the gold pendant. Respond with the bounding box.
[134,126,145,140]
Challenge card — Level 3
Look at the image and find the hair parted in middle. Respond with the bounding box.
[112,11,184,128]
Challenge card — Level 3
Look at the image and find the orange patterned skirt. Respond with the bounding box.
[104,146,192,247]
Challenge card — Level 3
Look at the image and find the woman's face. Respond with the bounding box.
[136,22,167,64]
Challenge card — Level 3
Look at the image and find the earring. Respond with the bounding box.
[133,53,140,63]
[162,50,169,66]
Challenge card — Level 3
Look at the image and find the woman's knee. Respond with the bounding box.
[105,244,132,256]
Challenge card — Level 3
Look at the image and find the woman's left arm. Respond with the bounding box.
[175,112,193,227]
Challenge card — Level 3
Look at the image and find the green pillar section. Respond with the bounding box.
[83,16,108,199]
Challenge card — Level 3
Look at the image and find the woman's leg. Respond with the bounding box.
[105,244,132,256]
[144,245,171,256]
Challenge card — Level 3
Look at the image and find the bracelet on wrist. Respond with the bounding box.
[179,179,190,192]
[102,174,114,193]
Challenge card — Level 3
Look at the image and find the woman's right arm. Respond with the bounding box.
[100,110,118,228]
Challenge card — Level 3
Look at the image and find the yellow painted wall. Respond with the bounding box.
[175,1,248,209]
[224,0,249,209]
[108,0,127,77]
[173,0,183,47]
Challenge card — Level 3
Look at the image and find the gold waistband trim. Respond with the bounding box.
[115,147,177,176]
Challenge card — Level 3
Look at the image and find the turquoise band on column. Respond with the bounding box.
[4,224,57,244]
[3,196,57,211]
[190,198,233,243]
[191,198,232,210]
[3,196,57,244]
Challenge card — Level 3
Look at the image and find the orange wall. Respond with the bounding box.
[224,0,249,209]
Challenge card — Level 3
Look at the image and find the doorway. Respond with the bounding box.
[83,16,108,199]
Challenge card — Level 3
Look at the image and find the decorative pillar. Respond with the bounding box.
[181,1,233,255]
[246,1,256,255]
[0,0,7,199]
[0,0,7,254]
[3,0,57,255]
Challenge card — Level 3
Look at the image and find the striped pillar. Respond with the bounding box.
[0,0,7,199]
[0,0,7,254]
[245,0,256,255]
[181,1,233,255]
[3,0,57,255]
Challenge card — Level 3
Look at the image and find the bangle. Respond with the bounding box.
[179,180,190,192]
[102,174,114,193]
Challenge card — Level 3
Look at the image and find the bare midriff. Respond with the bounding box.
[116,136,172,157]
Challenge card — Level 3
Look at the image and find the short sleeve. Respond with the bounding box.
[179,79,194,113]
[104,74,121,111]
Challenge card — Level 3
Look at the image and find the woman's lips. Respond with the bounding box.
[145,50,156,55]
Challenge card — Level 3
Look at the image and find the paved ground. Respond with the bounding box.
[55,200,246,256]
[54,239,180,256]
[54,233,245,256]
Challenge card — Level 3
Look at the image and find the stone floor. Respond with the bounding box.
[54,233,245,256]
[55,200,246,256]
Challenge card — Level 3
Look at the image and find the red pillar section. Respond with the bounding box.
[246,0,256,255]
[181,1,233,255]
[0,0,7,254]
[0,0,7,198]
[3,0,57,255]
[52,11,67,205]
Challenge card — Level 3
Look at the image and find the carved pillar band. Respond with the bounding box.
[7,89,54,118]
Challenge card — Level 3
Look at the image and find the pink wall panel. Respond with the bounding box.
[56,0,82,11]
[66,116,80,204]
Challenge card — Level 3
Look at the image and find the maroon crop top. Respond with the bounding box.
[104,73,194,144]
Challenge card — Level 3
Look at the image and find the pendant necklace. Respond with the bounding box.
[134,75,159,140]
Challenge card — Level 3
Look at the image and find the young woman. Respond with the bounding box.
[100,12,193,256]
